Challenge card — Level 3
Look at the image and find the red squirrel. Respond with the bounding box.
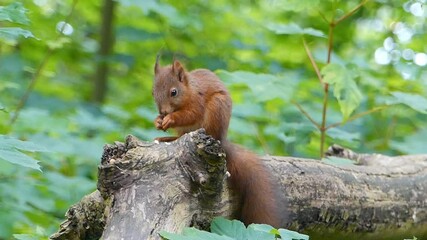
[152,57,282,227]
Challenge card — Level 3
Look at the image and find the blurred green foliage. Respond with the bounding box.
[0,0,426,238]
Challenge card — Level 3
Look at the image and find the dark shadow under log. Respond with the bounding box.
[50,129,427,240]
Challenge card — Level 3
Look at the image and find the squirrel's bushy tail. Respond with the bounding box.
[223,141,283,228]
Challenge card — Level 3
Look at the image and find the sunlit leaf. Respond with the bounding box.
[0,2,30,25]
[278,228,310,240]
[247,224,276,240]
[321,64,362,120]
[267,23,325,38]
[387,91,427,114]
[0,27,35,42]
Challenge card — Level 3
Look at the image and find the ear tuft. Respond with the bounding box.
[172,60,186,83]
[154,54,161,74]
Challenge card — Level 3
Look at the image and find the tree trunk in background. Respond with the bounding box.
[50,130,427,240]
[93,0,115,103]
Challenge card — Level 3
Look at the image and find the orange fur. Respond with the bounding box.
[153,59,282,227]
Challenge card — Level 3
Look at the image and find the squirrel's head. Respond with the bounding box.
[153,58,189,116]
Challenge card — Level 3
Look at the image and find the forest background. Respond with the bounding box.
[0,0,426,239]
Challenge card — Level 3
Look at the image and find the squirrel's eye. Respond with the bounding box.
[170,88,178,97]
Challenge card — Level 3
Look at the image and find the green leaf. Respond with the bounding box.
[278,228,310,240]
[183,228,233,240]
[0,149,41,171]
[13,227,47,240]
[217,70,294,102]
[211,217,247,240]
[321,156,357,166]
[0,2,30,25]
[0,136,48,153]
[248,223,275,233]
[321,64,362,120]
[247,224,276,240]
[0,27,35,42]
[0,135,46,171]
[159,228,232,240]
[387,91,427,114]
[267,23,325,38]
[13,234,39,240]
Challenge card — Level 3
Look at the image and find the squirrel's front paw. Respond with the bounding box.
[161,115,175,130]
[154,115,164,130]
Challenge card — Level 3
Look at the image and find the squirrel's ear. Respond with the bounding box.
[154,54,161,74]
[172,60,186,83]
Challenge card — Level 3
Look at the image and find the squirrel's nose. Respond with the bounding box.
[159,104,172,116]
[159,109,168,117]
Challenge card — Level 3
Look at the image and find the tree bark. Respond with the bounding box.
[50,129,427,240]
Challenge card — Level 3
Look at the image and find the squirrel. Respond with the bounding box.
[152,57,283,228]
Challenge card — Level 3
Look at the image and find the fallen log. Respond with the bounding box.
[50,129,427,240]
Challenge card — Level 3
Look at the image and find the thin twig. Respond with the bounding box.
[9,50,54,125]
[319,84,329,158]
[256,127,271,155]
[291,100,321,129]
[319,26,334,157]
[326,26,334,65]
[325,105,388,130]
[318,10,329,24]
[9,0,79,126]
[303,38,323,84]
[334,0,370,25]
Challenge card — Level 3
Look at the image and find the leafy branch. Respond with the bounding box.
[325,105,388,130]
[300,0,371,157]
[291,100,321,129]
